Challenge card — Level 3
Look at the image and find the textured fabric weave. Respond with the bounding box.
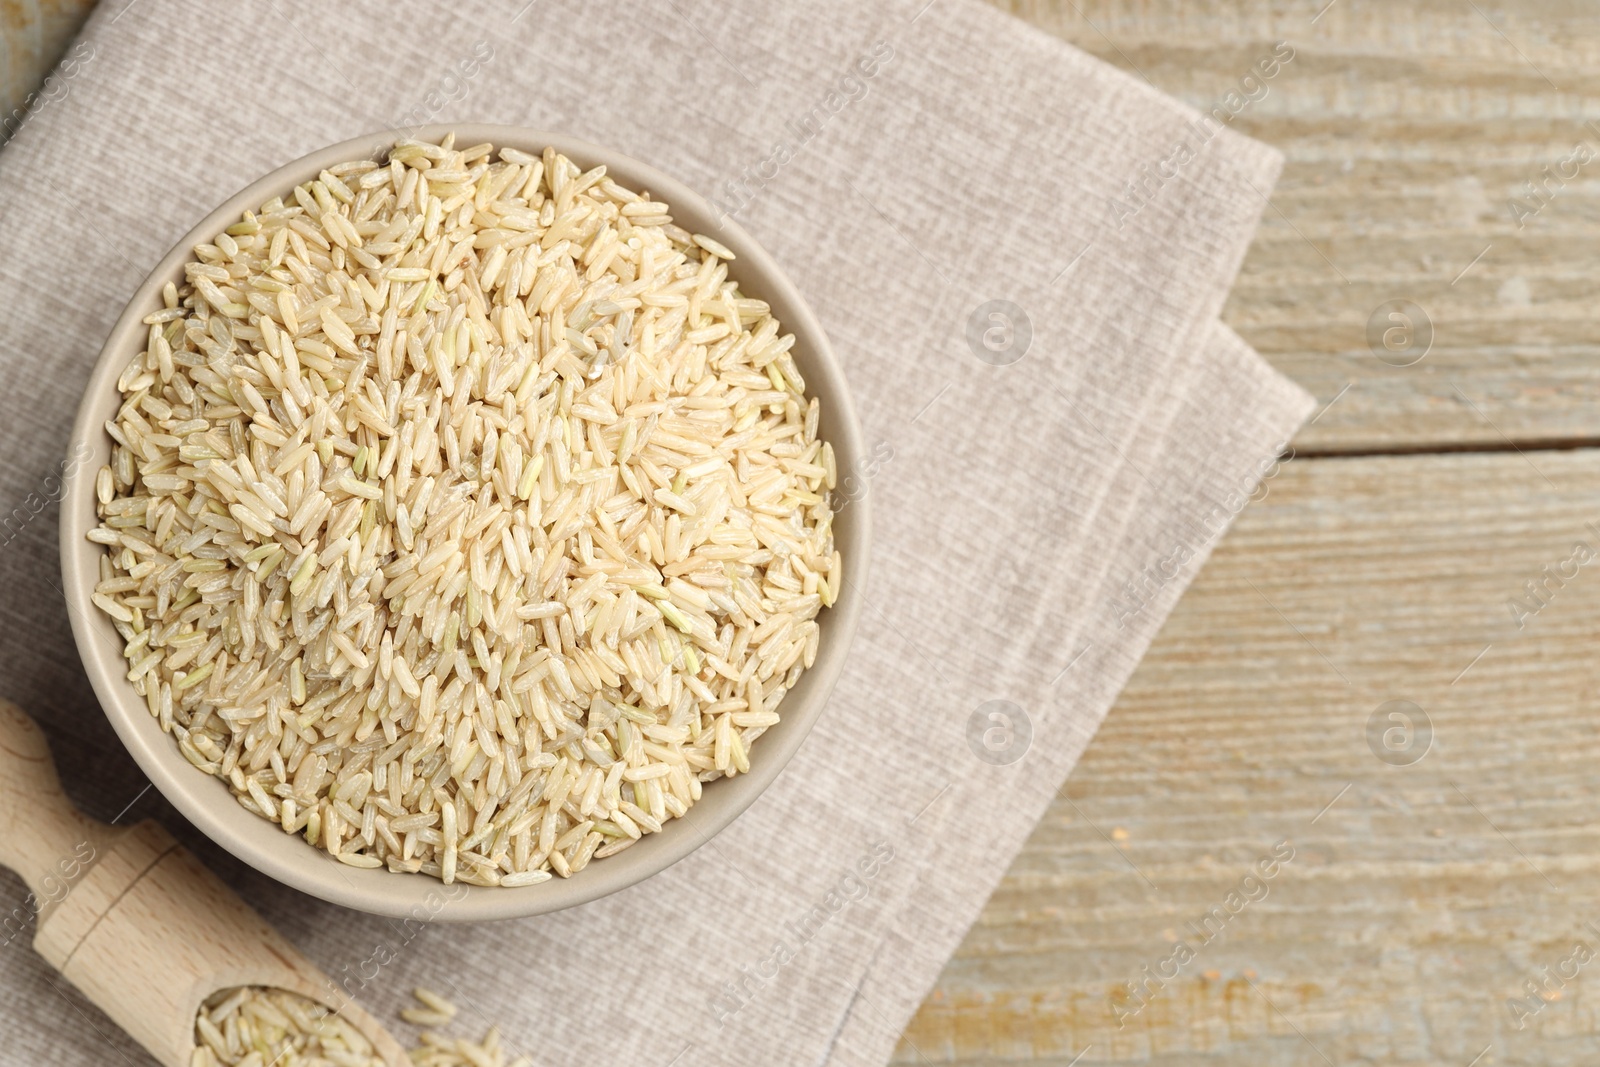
[0,2,1312,1064]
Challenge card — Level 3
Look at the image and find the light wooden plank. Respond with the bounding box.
[994,0,1600,453]
[901,448,1600,1064]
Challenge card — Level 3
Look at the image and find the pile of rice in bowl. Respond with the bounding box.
[89,134,840,885]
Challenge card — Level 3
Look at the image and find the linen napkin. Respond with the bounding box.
[830,321,1311,1063]
[0,1,1313,1064]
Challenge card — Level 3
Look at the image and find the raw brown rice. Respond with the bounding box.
[192,986,524,1067]
[90,134,839,885]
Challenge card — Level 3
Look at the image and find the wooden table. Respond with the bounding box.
[7,1,1596,1063]
[895,2,1600,1064]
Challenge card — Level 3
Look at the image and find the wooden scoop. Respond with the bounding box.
[0,698,408,1066]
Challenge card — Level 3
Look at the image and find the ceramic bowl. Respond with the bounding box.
[59,124,868,921]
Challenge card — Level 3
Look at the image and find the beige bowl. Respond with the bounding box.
[59,125,869,922]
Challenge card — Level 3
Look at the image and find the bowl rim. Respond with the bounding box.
[59,123,870,922]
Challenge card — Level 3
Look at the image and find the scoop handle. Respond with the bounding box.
[0,699,409,1067]
[0,698,123,902]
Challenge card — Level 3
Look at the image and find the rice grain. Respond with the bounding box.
[193,987,528,1067]
[90,135,838,886]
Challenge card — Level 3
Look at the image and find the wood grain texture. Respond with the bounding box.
[0,698,121,905]
[900,449,1600,1065]
[990,0,1600,453]
[894,4,1600,1061]
[12,3,1600,1063]
[56,842,408,1067]
[0,702,407,1067]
